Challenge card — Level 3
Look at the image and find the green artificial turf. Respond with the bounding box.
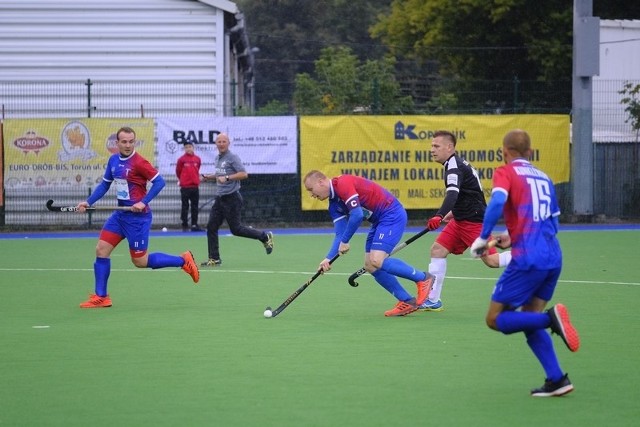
[0,229,638,426]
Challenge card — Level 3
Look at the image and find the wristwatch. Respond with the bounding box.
[225,175,230,182]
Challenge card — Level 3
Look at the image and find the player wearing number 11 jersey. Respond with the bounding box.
[470,129,580,396]
[304,171,434,317]
[76,126,200,308]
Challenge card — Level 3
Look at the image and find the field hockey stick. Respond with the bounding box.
[471,236,501,257]
[265,253,340,319]
[46,199,132,212]
[347,227,430,287]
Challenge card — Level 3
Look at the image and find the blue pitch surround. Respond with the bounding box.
[1,224,639,240]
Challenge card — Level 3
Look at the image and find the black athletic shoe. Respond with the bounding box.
[548,304,580,352]
[191,225,204,232]
[263,231,274,255]
[531,374,574,397]
[200,258,222,267]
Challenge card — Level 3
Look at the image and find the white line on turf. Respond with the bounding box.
[0,267,638,287]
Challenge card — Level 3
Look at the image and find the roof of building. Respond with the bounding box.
[197,0,238,14]
[600,19,640,29]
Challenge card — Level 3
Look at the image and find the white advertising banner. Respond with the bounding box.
[156,117,298,176]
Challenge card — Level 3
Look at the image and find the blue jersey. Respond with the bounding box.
[94,150,161,254]
[325,175,406,257]
[492,159,561,269]
[103,151,159,210]
[328,175,395,225]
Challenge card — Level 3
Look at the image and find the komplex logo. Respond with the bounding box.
[394,121,466,141]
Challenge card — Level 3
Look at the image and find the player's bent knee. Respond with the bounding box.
[132,260,147,268]
[485,314,499,331]
[130,250,148,268]
[430,243,449,258]
[131,258,147,268]
[369,259,384,270]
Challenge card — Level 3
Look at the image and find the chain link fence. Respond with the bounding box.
[2,78,640,230]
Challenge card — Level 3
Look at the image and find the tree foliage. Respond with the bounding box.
[370,0,572,82]
[233,0,640,115]
[595,1,640,19]
[292,46,413,115]
[233,0,390,111]
[619,82,640,140]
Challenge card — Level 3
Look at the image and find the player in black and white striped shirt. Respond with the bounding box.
[421,130,512,311]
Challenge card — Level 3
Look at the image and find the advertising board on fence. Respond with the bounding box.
[3,118,154,189]
[156,117,298,176]
[300,115,570,210]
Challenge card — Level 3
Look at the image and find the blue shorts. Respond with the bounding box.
[365,204,407,254]
[102,211,152,254]
[492,264,561,308]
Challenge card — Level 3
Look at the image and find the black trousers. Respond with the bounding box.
[180,187,200,227]
[206,191,265,259]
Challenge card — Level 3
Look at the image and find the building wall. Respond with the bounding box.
[0,0,243,117]
[593,20,640,142]
[598,20,640,79]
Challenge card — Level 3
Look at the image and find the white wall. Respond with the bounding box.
[598,20,640,79]
[593,20,640,142]
[0,0,239,117]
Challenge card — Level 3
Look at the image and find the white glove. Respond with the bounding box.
[470,237,488,258]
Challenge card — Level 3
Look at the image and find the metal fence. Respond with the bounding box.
[0,80,227,119]
[1,78,576,118]
[2,78,640,230]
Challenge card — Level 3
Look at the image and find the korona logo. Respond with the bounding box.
[13,130,50,154]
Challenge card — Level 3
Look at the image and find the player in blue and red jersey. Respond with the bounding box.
[76,126,200,308]
[304,170,435,317]
[470,129,580,396]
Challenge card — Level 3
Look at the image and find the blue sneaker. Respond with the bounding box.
[419,299,443,312]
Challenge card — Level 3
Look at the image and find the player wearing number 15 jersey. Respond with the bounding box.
[470,129,580,396]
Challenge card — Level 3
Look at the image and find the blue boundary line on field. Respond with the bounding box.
[1,223,639,240]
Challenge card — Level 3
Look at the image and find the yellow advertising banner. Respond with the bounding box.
[300,115,570,210]
[3,118,154,190]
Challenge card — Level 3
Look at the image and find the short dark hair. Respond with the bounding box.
[434,130,456,146]
[116,126,136,140]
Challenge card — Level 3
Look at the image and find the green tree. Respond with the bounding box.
[234,0,390,111]
[619,81,640,141]
[293,73,324,115]
[292,46,413,115]
[234,0,640,115]
[595,1,640,19]
[369,0,573,113]
[234,99,291,116]
[370,0,572,82]
[255,99,291,116]
[358,56,415,114]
